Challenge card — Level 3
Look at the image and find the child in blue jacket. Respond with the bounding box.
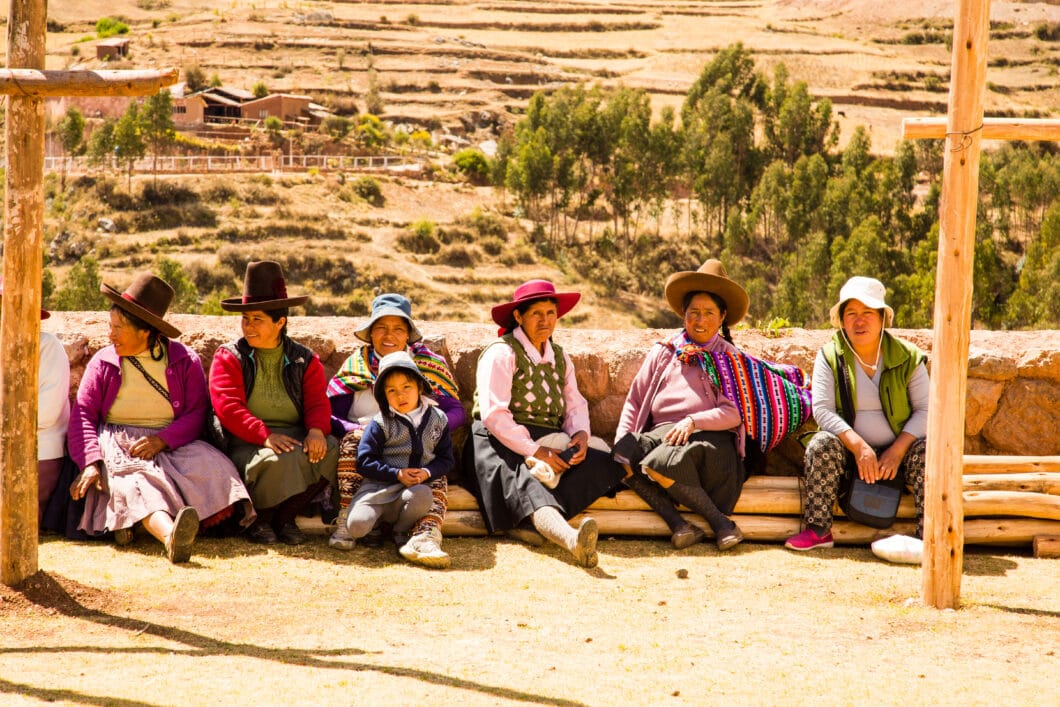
[348,351,454,563]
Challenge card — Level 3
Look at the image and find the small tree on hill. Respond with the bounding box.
[184,64,207,92]
[87,118,116,167]
[52,256,105,311]
[453,148,490,184]
[155,257,200,312]
[56,106,85,190]
[252,81,269,98]
[114,102,146,189]
[140,89,176,178]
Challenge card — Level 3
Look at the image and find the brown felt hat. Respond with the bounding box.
[220,260,308,312]
[100,272,181,338]
[663,259,749,325]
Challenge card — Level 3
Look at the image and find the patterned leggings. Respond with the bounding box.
[802,431,926,537]
[336,430,448,536]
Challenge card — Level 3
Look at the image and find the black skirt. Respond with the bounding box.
[462,420,625,533]
[635,425,743,515]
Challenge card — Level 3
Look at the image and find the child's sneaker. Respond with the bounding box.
[399,529,451,569]
[328,506,356,550]
[784,527,834,551]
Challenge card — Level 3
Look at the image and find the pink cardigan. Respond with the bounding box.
[615,335,744,456]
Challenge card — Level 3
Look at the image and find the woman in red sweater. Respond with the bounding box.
[209,261,339,545]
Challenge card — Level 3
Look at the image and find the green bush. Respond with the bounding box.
[140,181,199,207]
[453,149,490,183]
[499,244,536,266]
[432,244,478,267]
[1033,22,1060,41]
[96,17,130,38]
[466,207,506,239]
[480,236,506,256]
[324,115,351,140]
[397,220,440,253]
[52,256,106,311]
[131,204,217,231]
[351,176,384,206]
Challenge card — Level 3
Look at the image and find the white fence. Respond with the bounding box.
[40,153,424,175]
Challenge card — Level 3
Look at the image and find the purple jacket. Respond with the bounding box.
[68,340,209,470]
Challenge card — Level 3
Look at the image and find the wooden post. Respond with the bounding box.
[1,0,46,585]
[921,0,992,610]
[0,18,174,588]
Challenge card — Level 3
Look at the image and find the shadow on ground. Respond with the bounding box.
[3,571,584,706]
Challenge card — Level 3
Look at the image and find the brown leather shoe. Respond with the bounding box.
[246,520,278,545]
[671,523,706,550]
[275,521,307,546]
[716,524,744,551]
[166,507,199,564]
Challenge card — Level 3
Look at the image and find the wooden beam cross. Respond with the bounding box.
[899,0,1058,609]
[1,0,176,586]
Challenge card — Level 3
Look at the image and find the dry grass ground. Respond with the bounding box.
[2,534,1058,705]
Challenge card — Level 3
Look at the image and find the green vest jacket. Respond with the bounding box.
[473,334,568,430]
[821,330,926,438]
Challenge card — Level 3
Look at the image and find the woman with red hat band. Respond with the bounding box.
[209,261,340,546]
[463,279,625,568]
[67,272,253,563]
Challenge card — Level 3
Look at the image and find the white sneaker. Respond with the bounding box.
[399,530,451,569]
[329,507,356,550]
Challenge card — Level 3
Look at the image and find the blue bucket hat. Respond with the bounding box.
[354,293,423,344]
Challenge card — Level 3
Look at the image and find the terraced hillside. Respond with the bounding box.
[31,0,1060,151]
[3,1,1058,328]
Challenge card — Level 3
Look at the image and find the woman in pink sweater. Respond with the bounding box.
[613,260,748,551]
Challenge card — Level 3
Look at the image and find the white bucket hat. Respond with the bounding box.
[829,276,894,328]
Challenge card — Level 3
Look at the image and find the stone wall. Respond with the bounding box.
[47,313,1060,472]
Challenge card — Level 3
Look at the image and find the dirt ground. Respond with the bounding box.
[2,534,1057,705]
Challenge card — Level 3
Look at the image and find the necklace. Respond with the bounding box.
[842,330,882,375]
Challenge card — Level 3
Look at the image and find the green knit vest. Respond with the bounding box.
[474,334,568,430]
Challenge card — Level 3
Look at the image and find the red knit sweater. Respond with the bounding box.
[210,345,332,446]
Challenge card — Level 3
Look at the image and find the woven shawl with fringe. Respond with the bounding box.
[669,331,812,453]
[327,341,460,401]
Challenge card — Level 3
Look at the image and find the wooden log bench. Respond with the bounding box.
[298,458,1060,550]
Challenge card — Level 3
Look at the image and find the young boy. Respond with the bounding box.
[348,351,454,564]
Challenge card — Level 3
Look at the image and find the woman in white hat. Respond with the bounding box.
[612,259,749,551]
[785,276,929,552]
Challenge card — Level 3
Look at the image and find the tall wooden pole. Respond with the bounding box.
[0,0,46,585]
[921,0,991,609]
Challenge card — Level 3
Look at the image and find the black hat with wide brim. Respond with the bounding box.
[220,260,308,312]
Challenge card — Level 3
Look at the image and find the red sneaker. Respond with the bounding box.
[785,527,834,551]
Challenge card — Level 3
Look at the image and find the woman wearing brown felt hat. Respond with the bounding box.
[209,260,339,546]
[67,272,253,563]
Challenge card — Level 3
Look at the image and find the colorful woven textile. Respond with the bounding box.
[668,331,812,453]
[327,342,460,401]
